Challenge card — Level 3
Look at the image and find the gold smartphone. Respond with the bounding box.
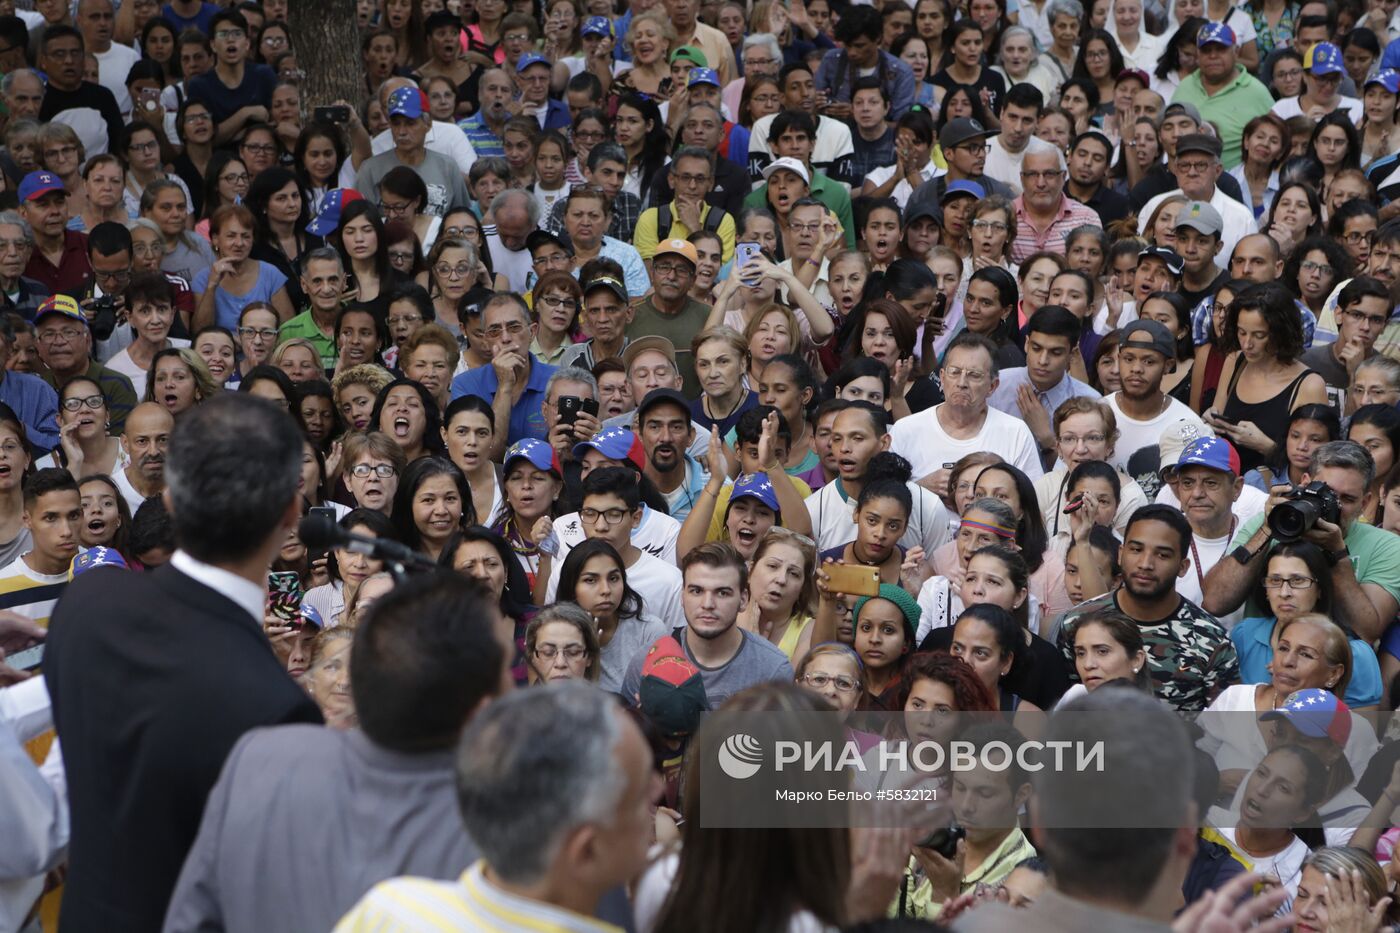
[824,563,881,597]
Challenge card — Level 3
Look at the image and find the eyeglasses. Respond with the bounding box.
[241,143,276,155]
[43,145,78,160]
[532,253,571,268]
[62,394,104,411]
[95,267,130,283]
[435,262,472,279]
[128,139,159,154]
[1300,260,1333,276]
[580,506,630,525]
[39,327,84,344]
[380,200,414,217]
[1344,308,1389,328]
[1059,432,1106,446]
[653,260,692,276]
[504,31,532,41]
[350,463,397,478]
[484,320,527,339]
[942,365,988,383]
[971,219,1008,233]
[1344,230,1377,245]
[388,250,415,264]
[534,643,587,660]
[802,672,859,692]
[1085,47,1109,59]
[1175,160,1213,174]
[443,225,474,240]
[672,172,712,186]
[388,313,422,326]
[213,28,246,39]
[573,129,605,142]
[957,142,991,153]
[261,35,287,46]
[539,295,577,310]
[1263,574,1316,590]
[221,172,250,184]
[183,111,212,123]
[238,326,278,340]
[789,221,821,234]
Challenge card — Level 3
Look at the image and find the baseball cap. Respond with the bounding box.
[1162,101,1202,124]
[1366,69,1400,94]
[621,335,678,372]
[583,272,627,303]
[941,179,985,203]
[504,438,562,478]
[687,67,720,88]
[669,45,707,67]
[516,52,551,73]
[34,294,86,327]
[1174,200,1223,237]
[637,635,708,736]
[1261,689,1352,747]
[729,473,781,514]
[1175,133,1222,158]
[761,156,810,185]
[905,201,942,226]
[297,604,324,630]
[306,188,365,237]
[573,427,647,472]
[1115,67,1150,86]
[636,387,691,421]
[1137,244,1185,277]
[525,228,573,256]
[18,170,64,202]
[1158,419,1216,475]
[387,86,428,119]
[1197,22,1236,47]
[1305,41,1343,76]
[938,116,995,151]
[654,237,699,267]
[71,546,127,576]
[1120,318,1177,359]
[1176,436,1240,477]
[581,15,613,37]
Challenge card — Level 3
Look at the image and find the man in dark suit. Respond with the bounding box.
[44,394,322,932]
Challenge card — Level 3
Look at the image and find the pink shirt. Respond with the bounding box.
[1009,194,1103,264]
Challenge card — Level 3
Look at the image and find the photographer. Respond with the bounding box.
[1203,440,1400,642]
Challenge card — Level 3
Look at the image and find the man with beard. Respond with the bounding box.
[450,293,558,458]
[1064,129,1130,228]
[1103,320,1206,488]
[621,542,792,708]
[456,67,512,159]
[627,239,710,397]
[600,337,713,460]
[635,388,709,522]
[34,294,137,433]
[560,187,649,298]
[113,401,172,513]
[1051,504,1237,712]
[1009,143,1103,264]
[907,118,1013,211]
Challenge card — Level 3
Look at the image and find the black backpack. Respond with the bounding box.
[656,201,729,241]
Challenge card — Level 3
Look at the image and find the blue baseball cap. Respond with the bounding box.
[1366,69,1400,94]
[1177,436,1241,477]
[305,188,365,237]
[1305,42,1344,76]
[298,603,324,629]
[504,438,562,477]
[687,66,720,88]
[1197,22,1235,47]
[18,170,64,202]
[573,427,646,472]
[729,473,781,513]
[516,52,551,73]
[1261,688,1352,746]
[71,546,127,576]
[581,15,612,37]
[387,86,428,119]
[941,179,985,203]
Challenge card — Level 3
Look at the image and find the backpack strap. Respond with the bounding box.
[657,202,672,242]
[702,205,727,233]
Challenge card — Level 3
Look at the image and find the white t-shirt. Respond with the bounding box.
[803,479,952,556]
[1270,95,1364,124]
[862,161,941,209]
[1102,393,1206,472]
[748,112,854,177]
[104,338,192,398]
[983,136,1046,195]
[889,404,1045,482]
[544,548,684,629]
[95,43,141,117]
[484,227,533,292]
[552,506,680,565]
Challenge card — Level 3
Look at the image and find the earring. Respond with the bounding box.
[1132,668,1139,674]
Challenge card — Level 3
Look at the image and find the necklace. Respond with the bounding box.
[1189,517,1236,594]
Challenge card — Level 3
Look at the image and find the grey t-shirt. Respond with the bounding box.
[0,529,31,569]
[161,235,216,287]
[620,627,795,709]
[600,615,671,693]
[1299,343,1358,414]
[354,149,471,219]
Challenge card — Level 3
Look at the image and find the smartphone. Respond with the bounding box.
[1212,412,1240,425]
[314,105,351,124]
[6,643,43,671]
[1063,493,1085,514]
[138,86,161,112]
[824,563,881,598]
[558,395,585,426]
[917,823,965,858]
[307,506,337,560]
[267,570,303,624]
[735,241,761,286]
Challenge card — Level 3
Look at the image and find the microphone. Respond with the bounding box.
[298,511,438,570]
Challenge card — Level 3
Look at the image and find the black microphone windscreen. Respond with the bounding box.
[298,511,340,552]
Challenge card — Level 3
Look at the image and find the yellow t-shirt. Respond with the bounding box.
[633,202,737,264]
[705,474,815,542]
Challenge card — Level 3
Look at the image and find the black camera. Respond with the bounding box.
[1268,481,1341,543]
[88,295,117,342]
[917,822,965,858]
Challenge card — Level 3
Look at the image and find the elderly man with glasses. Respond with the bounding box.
[1136,133,1256,261]
[1009,142,1103,264]
[33,293,136,432]
[450,293,560,456]
[0,211,50,320]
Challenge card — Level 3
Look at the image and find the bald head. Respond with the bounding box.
[1229,233,1283,283]
[123,402,174,484]
[491,189,537,251]
[3,70,44,121]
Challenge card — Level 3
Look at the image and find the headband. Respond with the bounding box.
[960,517,1017,539]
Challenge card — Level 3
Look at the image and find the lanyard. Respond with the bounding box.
[1190,517,1236,594]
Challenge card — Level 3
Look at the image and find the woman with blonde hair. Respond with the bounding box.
[38,122,88,223]
[741,303,801,388]
[143,346,219,416]
[616,9,675,97]
[1143,193,1188,250]
[1290,847,1395,931]
[744,528,819,666]
[272,337,325,383]
[424,237,481,340]
[691,326,758,436]
[303,627,356,729]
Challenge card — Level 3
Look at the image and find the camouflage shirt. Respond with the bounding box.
[1055,590,1239,712]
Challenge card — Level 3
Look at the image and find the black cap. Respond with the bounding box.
[637,387,691,420]
[425,10,462,32]
[526,228,574,256]
[1175,133,1222,158]
[905,200,942,226]
[1138,244,1185,277]
[938,117,996,151]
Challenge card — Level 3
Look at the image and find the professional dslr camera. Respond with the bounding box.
[1268,481,1341,543]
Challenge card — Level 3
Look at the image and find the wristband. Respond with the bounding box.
[1327,547,1351,568]
[1229,545,1254,566]
[804,257,821,268]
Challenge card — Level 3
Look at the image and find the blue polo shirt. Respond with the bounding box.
[449,355,557,445]
[457,112,503,159]
[1231,616,1382,707]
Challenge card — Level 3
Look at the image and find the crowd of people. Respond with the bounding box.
[0,0,1398,928]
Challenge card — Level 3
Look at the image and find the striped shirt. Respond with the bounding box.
[0,554,70,628]
[457,113,504,159]
[334,861,623,933]
[1009,194,1103,264]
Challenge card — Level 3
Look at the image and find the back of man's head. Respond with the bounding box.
[1032,687,1194,903]
[455,682,626,884]
[353,569,505,752]
[164,394,302,564]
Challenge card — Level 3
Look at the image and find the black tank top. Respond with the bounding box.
[1221,363,1314,475]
